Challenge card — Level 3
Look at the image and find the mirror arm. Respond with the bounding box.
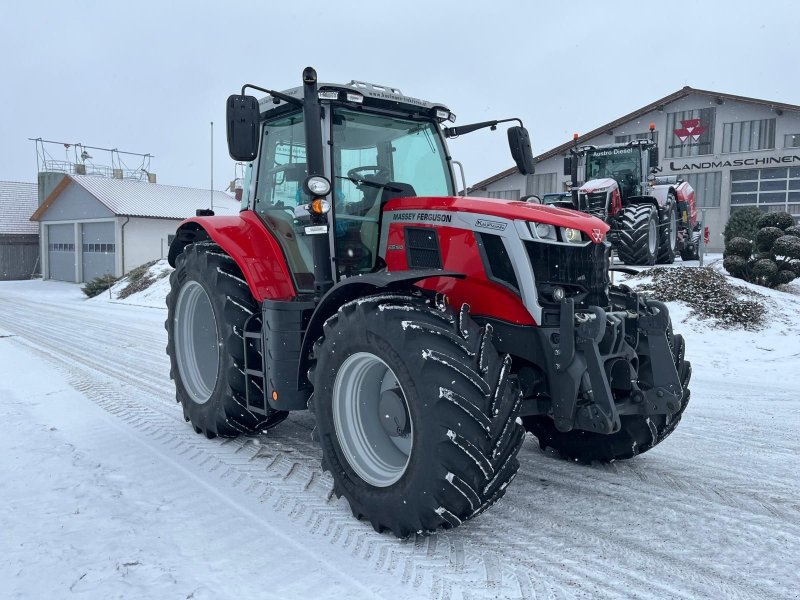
[241,83,304,108]
[444,117,523,138]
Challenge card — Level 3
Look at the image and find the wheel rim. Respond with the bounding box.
[333,352,413,487]
[669,209,677,250]
[648,214,657,255]
[174,280,219,405]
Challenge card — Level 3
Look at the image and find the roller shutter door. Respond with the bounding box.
[47,224,76,282]
[81,222,116,282]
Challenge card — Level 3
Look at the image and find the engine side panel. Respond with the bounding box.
[383,222,536,325]
[173,211,296,301]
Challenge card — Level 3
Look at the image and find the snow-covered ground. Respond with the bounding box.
[2,263,799,599]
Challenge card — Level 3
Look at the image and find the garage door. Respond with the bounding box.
[47,224,76,282]
[81,222,116,282]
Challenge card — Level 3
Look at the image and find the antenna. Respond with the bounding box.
[210,121,214,211]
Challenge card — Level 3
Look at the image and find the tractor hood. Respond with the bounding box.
[383,195,610,240]
[578,178,618,194]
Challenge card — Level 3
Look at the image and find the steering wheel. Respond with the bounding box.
[347,166,391,185]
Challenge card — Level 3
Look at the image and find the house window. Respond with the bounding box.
[485,189,520,200]
[785,134,800,149]
[615,131,659,145]
[722,119,776,153]
[683,171,722,208]
[665,107,716,158]
[730,166,800,222]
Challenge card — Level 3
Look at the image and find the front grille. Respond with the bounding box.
[525,241,610,308]
[578,192,608,218]
[405,227,442,269]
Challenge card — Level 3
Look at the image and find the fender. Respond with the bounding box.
[296,269,464,387]
[169,210,297,301]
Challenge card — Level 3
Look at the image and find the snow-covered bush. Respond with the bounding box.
[82,274,119,298]
[723,211,798,288]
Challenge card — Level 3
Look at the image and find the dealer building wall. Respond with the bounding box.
[469,90,800,252]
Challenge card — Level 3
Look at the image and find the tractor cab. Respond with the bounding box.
[227,72,535,292]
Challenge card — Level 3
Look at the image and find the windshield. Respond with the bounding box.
[253,112,314,292]
[330,108,453,275]
[585,147,641,195]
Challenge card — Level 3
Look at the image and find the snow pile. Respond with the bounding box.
[89,259,172,308]
[627,266,766,329]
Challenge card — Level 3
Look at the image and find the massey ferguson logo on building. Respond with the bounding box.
[591,228,604,243]
[673,119,707,143]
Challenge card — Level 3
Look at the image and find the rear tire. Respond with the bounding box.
[166,242,287,438]
[616,204,658,266]
[657,199,677,264]
[523,334,691,463]
[309,294,525,537]
[680,230,700,261]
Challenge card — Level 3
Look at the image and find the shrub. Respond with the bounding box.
[772,235,800,260]
[724,207,762,243]
[784,225,800,238]
[82,274,119,298]
[117,260,159,300]
[756,211,794,231]
[755,227,784,252]
[751,258,778,284]
[725,237,752,258]
[776,270,797,285]
[722,255,749,277]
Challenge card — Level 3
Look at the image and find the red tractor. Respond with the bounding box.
[562,131,701,264]
[166,68,691,537]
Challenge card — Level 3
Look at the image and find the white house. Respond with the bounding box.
[30,174,240,283]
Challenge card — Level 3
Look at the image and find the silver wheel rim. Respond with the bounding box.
[174,280,219,405]
[333,352,413,487]
[669,208,677,250]
[648,214,657,255]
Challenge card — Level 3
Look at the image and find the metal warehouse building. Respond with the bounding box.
[30,174,239,283]
[468,87,800,251]
[0,181,39,280]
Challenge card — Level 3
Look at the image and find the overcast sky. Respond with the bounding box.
[1,0,797,192]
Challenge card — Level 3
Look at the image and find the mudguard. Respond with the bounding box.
[169,210,297,301]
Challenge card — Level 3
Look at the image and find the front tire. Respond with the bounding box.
[309,294,525,537]
[166,242,287,438]
[616,204,658,266]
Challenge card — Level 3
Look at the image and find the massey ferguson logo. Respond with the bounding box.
[673,119,706,143]
[591,228,604,243]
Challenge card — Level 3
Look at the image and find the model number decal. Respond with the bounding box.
[474,219,507,231]
[391,211,452,223]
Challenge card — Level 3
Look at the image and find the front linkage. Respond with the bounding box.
[541,291,684,436]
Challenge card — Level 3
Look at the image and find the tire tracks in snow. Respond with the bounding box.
[2,295,798,599]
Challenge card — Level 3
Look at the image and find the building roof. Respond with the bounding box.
[468,86,800,192]
[0,181,39,235]
[31,175,240,221]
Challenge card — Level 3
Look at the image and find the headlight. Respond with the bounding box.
[305,175,331,196]
[562,227,583,244]
[529,222,557,240]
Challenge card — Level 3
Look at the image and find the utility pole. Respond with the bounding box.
[210,121,214,211]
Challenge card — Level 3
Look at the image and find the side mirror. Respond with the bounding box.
[649,147,660,169]
[563,156,573,176]
[508,126,535,176]
[226,95,260,161]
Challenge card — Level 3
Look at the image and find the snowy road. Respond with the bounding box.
[1,279,799,599]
